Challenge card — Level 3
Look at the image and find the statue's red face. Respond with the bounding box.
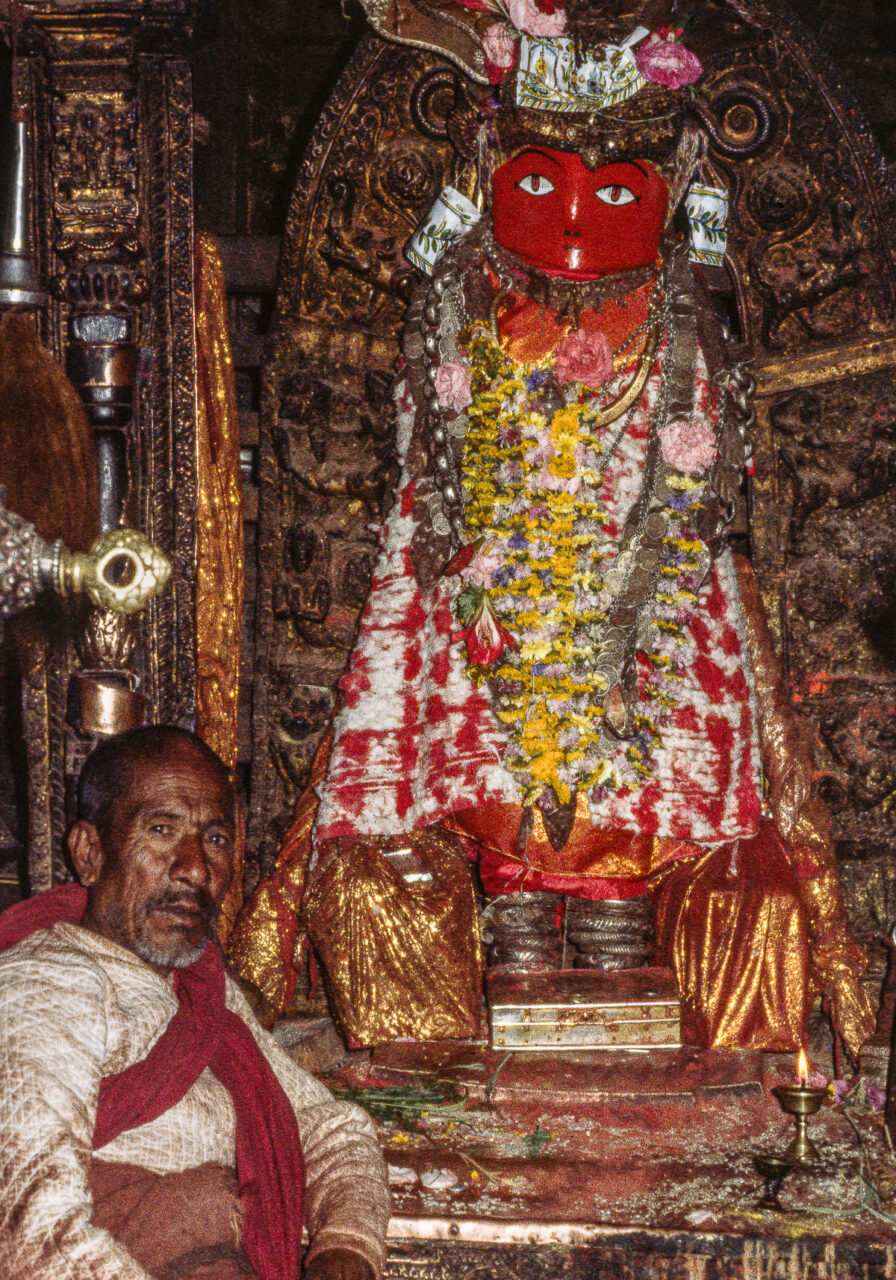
[492,147,669,279]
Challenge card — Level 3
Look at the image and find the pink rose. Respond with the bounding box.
[483,23,517,79]
[506,0,567,38]
[658,418,717,473]
[635,33,703,89]
[462,547,505,588]
[434,360,473,413]
[553,328,613,389]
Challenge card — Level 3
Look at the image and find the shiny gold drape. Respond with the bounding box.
[653,557,874,1057]
[732,554,874,1056]
[227,733,332,1023]
[228,553,874,1056]
[302,827,484,1046]
[194,233,244,943]
[228,732,485,1043]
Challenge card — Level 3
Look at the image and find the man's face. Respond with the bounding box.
[69,745,236,972]
[492,147,669,278]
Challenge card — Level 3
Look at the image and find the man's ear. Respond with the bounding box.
[68,822,105,887]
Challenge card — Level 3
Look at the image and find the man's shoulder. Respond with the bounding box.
[0,924,110,997]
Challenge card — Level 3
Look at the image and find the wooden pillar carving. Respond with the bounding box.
[4,2,199,889]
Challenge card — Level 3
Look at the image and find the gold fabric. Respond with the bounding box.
[227,733,331,1024]
[654,823,812,1051]
[303,827,484,1047]
[496,278,654,367]
[194,233,244,942]
[229,740,484,1044]
[730,555,873,1057]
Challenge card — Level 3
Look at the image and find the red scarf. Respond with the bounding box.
[0,884,305,1280]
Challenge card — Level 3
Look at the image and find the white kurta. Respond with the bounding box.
[0,923,390,1280]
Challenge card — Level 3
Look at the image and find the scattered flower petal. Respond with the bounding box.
[831,1078,851,1105]
[866,1083,886,1112]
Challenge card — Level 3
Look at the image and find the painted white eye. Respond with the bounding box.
[517,173,555,196]
[595,184,637,206]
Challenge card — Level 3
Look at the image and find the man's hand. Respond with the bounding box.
[305,1246,376,1280]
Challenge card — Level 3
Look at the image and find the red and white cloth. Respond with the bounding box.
[315,368,763,850]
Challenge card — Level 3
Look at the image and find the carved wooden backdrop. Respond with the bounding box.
[251,1,896,945]
[5,2,199,892]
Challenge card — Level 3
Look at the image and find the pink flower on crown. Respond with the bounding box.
[553,328,613,389]
[635,29,703,89]
[434,360,473,413]
[506,0,567,38]
[483,23,518,84]
[658,418,717,473]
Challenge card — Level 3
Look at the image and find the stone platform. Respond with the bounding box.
[311,1036,896,1279]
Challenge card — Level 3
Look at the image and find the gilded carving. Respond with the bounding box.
[2,3,199,888]
[51,87,140,260]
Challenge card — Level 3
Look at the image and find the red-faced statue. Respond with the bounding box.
[491,146,669,279]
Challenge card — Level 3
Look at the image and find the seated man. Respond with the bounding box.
[0,725,390,1280]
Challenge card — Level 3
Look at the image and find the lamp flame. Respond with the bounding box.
[797,1047,809,1086]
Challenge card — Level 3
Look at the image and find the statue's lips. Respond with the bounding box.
[493,240,652,281]
[507,255,621,281]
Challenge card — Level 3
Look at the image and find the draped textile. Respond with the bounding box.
[195,232,245,942]
[227,732,333,1024]
[315,377,764,848]
[0,887,305,1280]
[654,822,811,1051]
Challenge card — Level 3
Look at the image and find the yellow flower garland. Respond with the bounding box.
[456,323,708,805]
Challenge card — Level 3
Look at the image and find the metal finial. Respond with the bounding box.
[0,117,47,310]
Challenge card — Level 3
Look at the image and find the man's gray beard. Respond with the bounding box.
[132,934,209,969]
[105,901,214,969]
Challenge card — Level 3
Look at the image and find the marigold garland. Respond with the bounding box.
[453,319,716,806]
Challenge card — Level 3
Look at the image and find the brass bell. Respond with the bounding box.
[0,117,46,310]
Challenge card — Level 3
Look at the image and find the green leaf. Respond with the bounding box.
[456,584,486,626]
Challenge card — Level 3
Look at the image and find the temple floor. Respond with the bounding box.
[279,1017,896,1278]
